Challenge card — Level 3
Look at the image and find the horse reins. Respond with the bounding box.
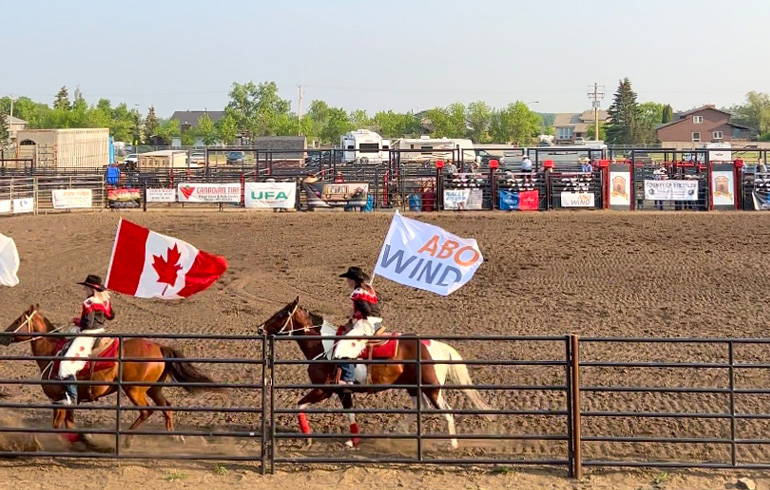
[11,311,67,344]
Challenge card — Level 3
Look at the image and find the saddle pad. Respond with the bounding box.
[363,333,400,359]
[53,338,120,375]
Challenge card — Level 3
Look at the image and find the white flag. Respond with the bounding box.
[373,211,483,296]
[0,233,20,287]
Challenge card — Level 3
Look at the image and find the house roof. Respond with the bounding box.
[655,105,732,131]
[170,111,225,128]
[553,113,582,127]
[580,110,610,123]
[554,110,609,128]
[2,115,26,125]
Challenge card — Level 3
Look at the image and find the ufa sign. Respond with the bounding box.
[374,211,483,295]
[245,182,296,209]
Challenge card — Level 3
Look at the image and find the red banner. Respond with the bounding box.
[519,190,539,211]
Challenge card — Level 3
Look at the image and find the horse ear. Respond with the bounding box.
[34,304,39,311]
[293,296,300,305]
[28,305,35,313]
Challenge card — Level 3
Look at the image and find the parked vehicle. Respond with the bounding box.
[188,150,206,167]
[226,151,245,165]
[340,130,389,165]
[391,137,475,164]
[123,154,138,167]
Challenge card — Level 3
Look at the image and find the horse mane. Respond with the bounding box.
[307,310,325,327]
[41,315,55,332]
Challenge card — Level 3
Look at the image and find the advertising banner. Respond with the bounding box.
[245,182,296,209]
[303,182,368,208]
[0,201,10,214]
[609,171,631,207]
[560,192,595,208]
[108,188,141,209]
[443,188,483,210]
[146,189,176,203]
[13,198,34,214]
[499,189,539,211]
[711,171,735,207]
[52,189,93,209]
[644,180,698,201]
[177,183,241,203]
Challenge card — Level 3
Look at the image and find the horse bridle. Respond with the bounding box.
[257,303,303,336]
[13,311,38,335]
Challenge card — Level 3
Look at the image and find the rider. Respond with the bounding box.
[57,275,115,405]
[337,267,382,384]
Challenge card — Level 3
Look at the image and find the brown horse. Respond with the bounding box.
[0,305,217,451]
[258,297,493,449]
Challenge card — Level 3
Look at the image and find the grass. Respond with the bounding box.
[164,470,188,482]
[652,471,670,487]
[213,463,229,476]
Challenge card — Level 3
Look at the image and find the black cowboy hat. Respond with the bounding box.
[339,267,370,284]
[77,274,106,292]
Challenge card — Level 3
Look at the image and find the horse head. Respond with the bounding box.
[1,304,47,346]
[257,296,307,336]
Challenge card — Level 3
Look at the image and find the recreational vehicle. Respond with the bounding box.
[340,129,389,164]
[390,136,476,164]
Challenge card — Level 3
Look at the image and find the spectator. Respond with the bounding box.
[334,172,345,184]
[444,161,458,175]
[520,155,533,173]
[581,158,593,174]
[758,159,767,174]
[653,166,666,211]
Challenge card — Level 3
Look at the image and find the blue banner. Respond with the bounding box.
[499,189,519,210]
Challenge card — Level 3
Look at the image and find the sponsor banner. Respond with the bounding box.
[13,198,33,214]
[752,191,770,211]
[303,182,369,208]
[560,192,595,208]
[108,188,141,209]
[52,189,93,209]
[609,171,631,206]
[177,183,241,203]
[499,189,539,211]
[245,182,296,209]
[443,188,483,210]
[146,188,176,203]
[0,200,10,214]
[644,180,698,201]
[711,170,735,207]
[373,211,483,296]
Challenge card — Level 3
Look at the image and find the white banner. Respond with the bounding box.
[443,188,483,210]
[245,182,296,209]
[560,192,595,208]
[374,211,483,296]
[146,188,176,203]
[0,200,10,214]
[52,189,93,209]
[13,198,33,214]
[711,170,735,206]
[644,180,698,201]
[0,233,20,287]
[609,171,631,207]
[177,183,241,203]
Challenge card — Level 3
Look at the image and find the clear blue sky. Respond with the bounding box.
[2,0,768,118]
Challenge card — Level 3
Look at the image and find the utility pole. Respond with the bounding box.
[9,94,14,120]
[587,83,605,141]
[297,84,303,121]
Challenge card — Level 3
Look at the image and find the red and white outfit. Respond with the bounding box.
[59,295,115,378]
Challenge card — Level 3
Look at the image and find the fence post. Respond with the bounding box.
[416,336,423,462]
[261,333,268,475]
[489,160,498,210]
[142,181,147,213]
[269,335,276,474]
[115,335,123,456]
[33,177,39,216]
[729,340,736,467]
[569,334,582,479]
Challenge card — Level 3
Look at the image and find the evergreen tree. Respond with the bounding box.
[662,104,674,123]
[54,86,70,110]
[145,106,160,140]
[0,107,9,149]
[605,78,640,145]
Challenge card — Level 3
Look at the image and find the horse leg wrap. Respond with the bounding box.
[350,423,360,446]
[298,413,311,434]
[60,433,79,444]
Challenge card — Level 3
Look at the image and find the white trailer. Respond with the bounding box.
[340,129,388,164]
[390,136,475,164]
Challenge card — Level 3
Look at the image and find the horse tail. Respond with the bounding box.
[160,346,218,394]
[442,343,496,420]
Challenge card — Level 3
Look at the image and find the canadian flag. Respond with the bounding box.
[105,219,227,299]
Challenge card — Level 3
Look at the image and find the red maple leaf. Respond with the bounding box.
[152,245,183,289]
[179,185,195,200]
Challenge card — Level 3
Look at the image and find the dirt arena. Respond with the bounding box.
[1,210,770,489]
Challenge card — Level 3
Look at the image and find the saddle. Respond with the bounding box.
[53,337,120,375]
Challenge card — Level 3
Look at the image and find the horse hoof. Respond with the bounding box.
[302,439,314,450]
[344,438,360,449]
[450,440,459,450]
[172,435,186,444]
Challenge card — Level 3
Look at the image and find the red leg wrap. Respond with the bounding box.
[298,413,311,434]
[350,423,360,446]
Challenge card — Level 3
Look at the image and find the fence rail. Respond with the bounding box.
[0,331,768,478]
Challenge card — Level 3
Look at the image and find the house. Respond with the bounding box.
[170,110,225,133]
[553,110,610,144]
[655,105,755,149]
[3,115,27,143]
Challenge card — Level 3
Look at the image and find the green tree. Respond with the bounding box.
[662,104,674,123]
[216,113,239,144]
[54,86,70,110]
[225,81,291,137]
[637,102,666,144]
[348,109,371,129]
[586,123,607,141]
[730,91,770,134]
[605,78,641,145]
[489,102,541,145]
[0,107,10,149]
[155,119,180,145]
[144,106,160,141]
[466,101,492,143]
[320,107,353,144]
[372,110,420,138]
[197,113,219,145]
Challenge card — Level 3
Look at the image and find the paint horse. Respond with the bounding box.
[258,297,493,449]
[1,305,218,450]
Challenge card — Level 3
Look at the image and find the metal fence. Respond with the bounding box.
[2,332,770,478]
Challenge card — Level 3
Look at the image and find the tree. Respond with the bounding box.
[372,111,420,138]
[225,81,291,137]
[145,106,160,141]
[54,86,70,110]
[348,109,371,129]
[155,119,180,145]
[605,78,641,145]
[197,113,219,145]
[216,113,239,144]
[662,104,674,124]
[0,107,9,149]
[319,107,353,144]
[637,102,666,144]
[730,91,770,135]
[586,123,606,141]
[466,101,492,143]
[489,102,542,145]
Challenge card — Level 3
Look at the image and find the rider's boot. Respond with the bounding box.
[62,375,78,405]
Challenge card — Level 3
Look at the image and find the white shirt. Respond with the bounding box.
[521,158,533,171]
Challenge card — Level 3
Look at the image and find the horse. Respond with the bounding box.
[257,297,494,449]
[0,305,218,451]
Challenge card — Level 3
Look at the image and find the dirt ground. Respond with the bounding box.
[1,210,770,489]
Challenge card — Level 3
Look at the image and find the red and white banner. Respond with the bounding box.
[177,183,241,203]
[52,189,93,209]
[105,219,227,299]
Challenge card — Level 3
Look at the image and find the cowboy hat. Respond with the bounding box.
[77,274,106,292]
[339,267,370,284]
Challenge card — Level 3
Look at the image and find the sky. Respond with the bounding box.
[2,0,768,119]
